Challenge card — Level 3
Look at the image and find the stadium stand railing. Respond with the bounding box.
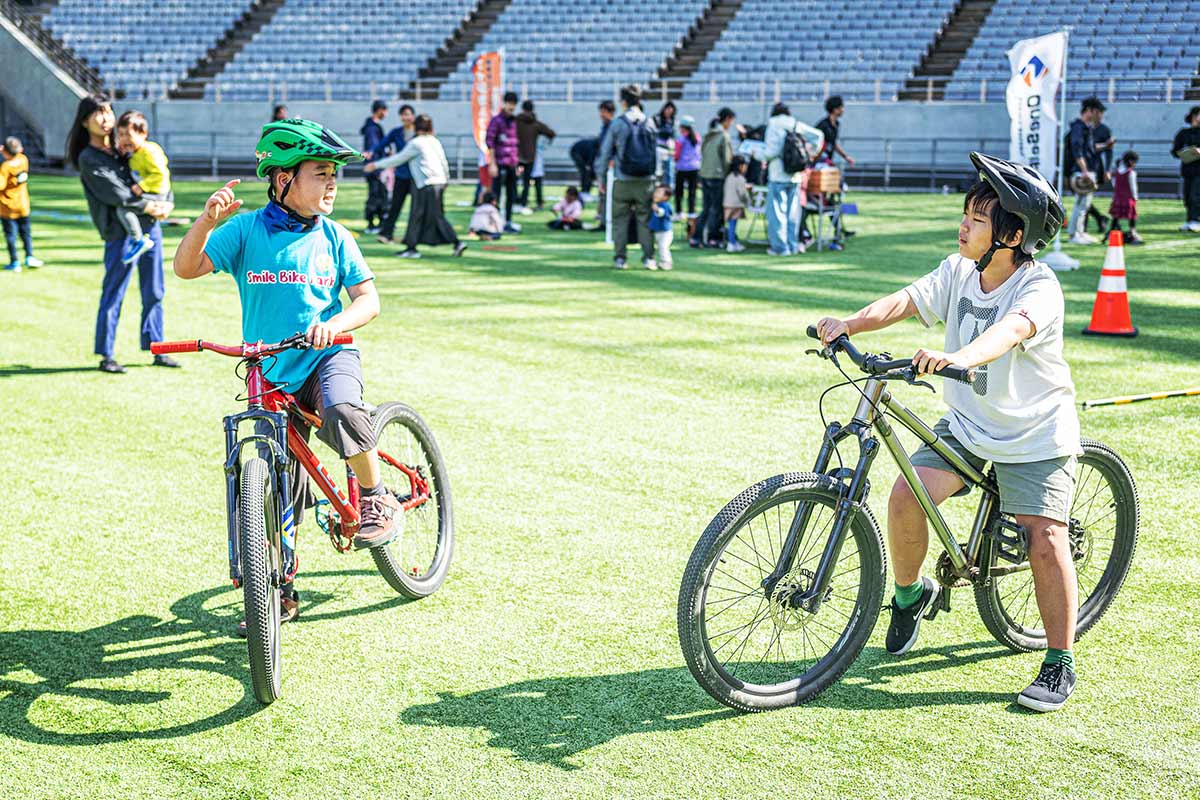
[0,0,103,94]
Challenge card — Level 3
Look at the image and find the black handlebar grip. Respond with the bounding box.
[806,325,820,340]
[937,365,974,384]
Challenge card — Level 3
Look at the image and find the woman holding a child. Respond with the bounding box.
[67,94,177,374]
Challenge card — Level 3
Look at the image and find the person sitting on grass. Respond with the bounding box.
[722,155,750,253]
[469,191,504,239]
[1,136,42,272]
[171,118,406,634]
[547,186,583,230]
[815,152,1082,713]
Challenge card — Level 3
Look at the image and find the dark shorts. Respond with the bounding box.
[909,418,1077,523]
[257,348,376,524]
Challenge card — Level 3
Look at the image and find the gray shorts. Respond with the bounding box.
[909,418,1076,522]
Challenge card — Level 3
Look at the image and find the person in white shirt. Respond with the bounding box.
[365,114,466,259]
[816,153,1082,713]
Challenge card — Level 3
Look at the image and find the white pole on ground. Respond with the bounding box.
[1043,26,1080,272]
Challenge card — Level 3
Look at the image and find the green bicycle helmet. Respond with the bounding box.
[254,118,362,178]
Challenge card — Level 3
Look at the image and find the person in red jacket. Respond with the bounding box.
[485,92,522,232]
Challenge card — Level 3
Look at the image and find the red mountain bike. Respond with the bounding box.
[150,332,453,704]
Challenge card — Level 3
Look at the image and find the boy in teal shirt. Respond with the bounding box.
[173,119,402,631]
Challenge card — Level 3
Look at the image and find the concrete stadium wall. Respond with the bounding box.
[139,98,1193,176]
[0,15,87,161]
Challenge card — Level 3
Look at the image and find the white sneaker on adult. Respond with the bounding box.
[642,258,658,270]
[1069,233,1094,245]
[1186,220,1200,232]
[726,242,745,253]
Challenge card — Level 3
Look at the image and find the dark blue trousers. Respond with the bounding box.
[94,221,164,358]
[2,216,33,262]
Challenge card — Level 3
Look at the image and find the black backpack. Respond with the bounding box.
[619,118,657,177]
[781,129,808,174]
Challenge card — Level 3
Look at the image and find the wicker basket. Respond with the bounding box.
[808,168,842,194]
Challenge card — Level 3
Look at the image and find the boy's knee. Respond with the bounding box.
[889,478,918,514]
[319,402,376,458]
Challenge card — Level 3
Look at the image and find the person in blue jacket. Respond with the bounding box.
[360,99,389,233]
[372,104,416,243]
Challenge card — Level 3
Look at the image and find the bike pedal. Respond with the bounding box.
[924,586,951,620]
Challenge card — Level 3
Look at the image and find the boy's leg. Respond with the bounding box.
[2,218,17,264]
[887,467,966,585]
[119,208,144,240]
[656,229,673,268]
[1016,514,1077,650]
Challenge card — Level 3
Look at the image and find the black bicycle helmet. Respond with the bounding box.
[969,151,1065,271]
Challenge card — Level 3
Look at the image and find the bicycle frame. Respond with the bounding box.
[766,376,1005,612]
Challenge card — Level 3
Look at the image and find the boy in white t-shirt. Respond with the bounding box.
[816,153,1081,712]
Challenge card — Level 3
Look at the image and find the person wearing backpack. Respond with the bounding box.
[763,102,807,256]
[595,84,659,269]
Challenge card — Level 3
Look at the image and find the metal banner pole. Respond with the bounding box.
[1043,26,1080,272]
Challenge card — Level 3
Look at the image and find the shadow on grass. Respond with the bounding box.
[401,639,1013,769]
[0,570,407,745]
[0,364,151,378]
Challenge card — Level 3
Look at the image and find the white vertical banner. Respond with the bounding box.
[1005,31,1067,183]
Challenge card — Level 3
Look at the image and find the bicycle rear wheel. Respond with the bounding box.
[975,438,1139,652]
[239,457,283,704]
[678,473,886,711]
[369,402,453,599]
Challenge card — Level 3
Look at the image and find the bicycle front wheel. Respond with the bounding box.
[678,473,886,712]
[239,457,283,704]
[975,438,1139,652]
[369,402,453,599]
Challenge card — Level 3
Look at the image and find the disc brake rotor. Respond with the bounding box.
[768,569,819,631]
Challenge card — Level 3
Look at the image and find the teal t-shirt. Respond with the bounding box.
[204,205,374,390]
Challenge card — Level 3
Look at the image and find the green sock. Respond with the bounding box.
[894,579,924,609]
[1044,648,1075,670]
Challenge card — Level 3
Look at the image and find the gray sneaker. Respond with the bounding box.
[1017,661,1076,712]
[613,257,627,270]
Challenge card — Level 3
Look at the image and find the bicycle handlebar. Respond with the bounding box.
[805,325,974,384]
[150,332,354,357]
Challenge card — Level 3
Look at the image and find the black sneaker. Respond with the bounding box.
[99,357,127,374]
[1017,661,1076,712]
[152,354,181,368]
[452,241,468,257]
[884,576,940,655]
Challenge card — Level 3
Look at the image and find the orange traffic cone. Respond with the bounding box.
[1082,230,1138,337]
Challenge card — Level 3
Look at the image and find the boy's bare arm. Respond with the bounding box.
[174,179,241,279]
[816,289,917,343]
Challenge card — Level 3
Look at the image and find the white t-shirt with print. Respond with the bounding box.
[904,254,1082,464]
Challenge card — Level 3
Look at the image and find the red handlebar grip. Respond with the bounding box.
[150,340,201,355]
[333,333,354,345]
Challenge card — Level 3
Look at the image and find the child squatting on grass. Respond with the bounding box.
[171,118,404,635]
[815,152,1083,713]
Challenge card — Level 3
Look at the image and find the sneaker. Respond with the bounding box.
[613,257,627,270]
[1186,220,1200,233]
[725,242,745,253]
[1094,214,1110,233]
[504,221,522,234]
[396,249,422,259]
[516,205,534,216]
[452,242,468,257]
[642,258,658,270]
[767,249,788,257]
[152,354,181,368]
[579,191,595,203]
[364,226,380,235]
[237,589,300,638]
[884,576,940,655]
[794,242,807,254]
[354,492,403,549]
[24,255,43,269]
[99,357,127,374]
[121,235,155,265]
[659,260,673,271]
[376,234,395,244]
[3,261,19,272]
[828,242,844,251]
[688,239,702,249]
[1126,233,1144,245]
[1017,661,1077,712]
[1069,232,1097,245]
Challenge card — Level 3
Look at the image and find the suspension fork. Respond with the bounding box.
[762,421,847,595]
[222,409,291,586]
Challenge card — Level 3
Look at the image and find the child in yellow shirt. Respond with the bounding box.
[115,110,171,264]
[1,136,41,272]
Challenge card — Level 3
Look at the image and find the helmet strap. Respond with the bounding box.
[975,240,1019,273]
[270,167,318,230]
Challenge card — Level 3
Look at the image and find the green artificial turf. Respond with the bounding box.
[1,176,1198,799]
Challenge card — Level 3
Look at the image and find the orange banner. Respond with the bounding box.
[471,52,503,155]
